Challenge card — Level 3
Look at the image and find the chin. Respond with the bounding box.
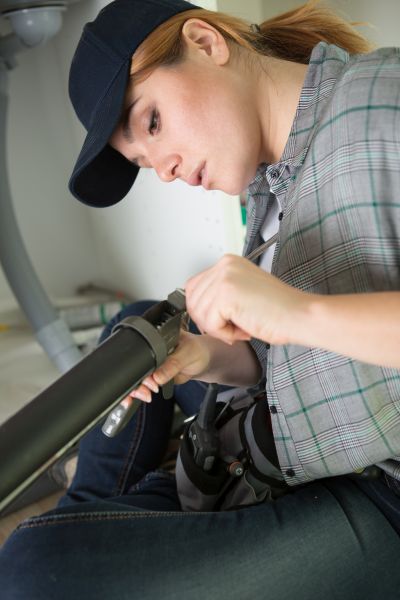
[218,181,249,197]
[207,165,256,195]
[219,168,258,196]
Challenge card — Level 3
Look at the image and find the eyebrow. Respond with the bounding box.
[120,97,141,143]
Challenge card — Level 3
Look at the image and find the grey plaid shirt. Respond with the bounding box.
[245,42,400,487]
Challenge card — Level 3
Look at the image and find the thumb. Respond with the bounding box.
[152,354,184,386]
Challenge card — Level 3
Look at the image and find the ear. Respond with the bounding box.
[181,19,230,66]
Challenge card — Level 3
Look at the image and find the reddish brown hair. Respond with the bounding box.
[130,0,373,81]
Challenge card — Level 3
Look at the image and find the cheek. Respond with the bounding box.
[216,127,261,193]
[161,102,198,148]
[207,97,258,156]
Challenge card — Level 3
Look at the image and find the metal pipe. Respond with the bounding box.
[0,33,24,67]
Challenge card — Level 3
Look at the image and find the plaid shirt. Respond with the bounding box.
[246,42,400,487]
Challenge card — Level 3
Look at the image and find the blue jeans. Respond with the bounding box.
[1,478,400,599]
[1,302,400,599]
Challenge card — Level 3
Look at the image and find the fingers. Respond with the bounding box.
[213,323,251,346]
[141,376,159,393]
[153,332,207,385]
[129,375,159,403]
[185,255,247,343]
[185,268,226,337]
[230,327,252,342]
[127,351,189,403]
[152,356,183,386]
[123,331,210,404]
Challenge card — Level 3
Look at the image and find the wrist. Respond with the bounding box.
[196,335,261,387]
[284,291,326,348]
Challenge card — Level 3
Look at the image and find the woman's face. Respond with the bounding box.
[110,47,264,195]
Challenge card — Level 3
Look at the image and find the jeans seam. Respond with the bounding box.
[114,403,146,496]
[17,511,215,530]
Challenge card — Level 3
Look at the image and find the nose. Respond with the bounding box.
[154,154,181,183]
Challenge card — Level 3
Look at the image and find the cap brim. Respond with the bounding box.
[68,60,139,208]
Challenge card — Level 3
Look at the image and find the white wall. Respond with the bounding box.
[217,0,264,22]
[88,171,243,300]
[331,0,400,46]
[1,2,101,310]
[257,0,400,46]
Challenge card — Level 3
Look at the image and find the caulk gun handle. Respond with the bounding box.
[197,383,219,430]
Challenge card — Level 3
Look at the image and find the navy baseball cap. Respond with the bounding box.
[68,0,199,207]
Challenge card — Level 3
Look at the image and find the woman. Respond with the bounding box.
[1,1,400,598]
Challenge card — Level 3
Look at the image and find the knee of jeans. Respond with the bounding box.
[99,300,158,343]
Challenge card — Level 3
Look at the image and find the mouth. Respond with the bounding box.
[186,162,208,188]
[199,164,209,189]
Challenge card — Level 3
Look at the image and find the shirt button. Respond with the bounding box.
[270,405,277,414]
[270,169,279,179]
[265,343,271,350]
[286,469,296,477]
[278,212,284,221]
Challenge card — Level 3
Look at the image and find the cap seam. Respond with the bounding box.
[84,58,130,135]
[83,25,132,63]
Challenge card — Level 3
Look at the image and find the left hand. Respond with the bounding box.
[185,254,308,346]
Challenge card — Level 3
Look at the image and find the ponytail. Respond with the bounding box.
[131,1,373,81]
[257,0,373,63]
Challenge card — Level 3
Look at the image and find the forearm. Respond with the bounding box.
[197,336,262,387]
[291,291,400,369]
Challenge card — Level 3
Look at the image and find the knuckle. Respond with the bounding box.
[166,356,181,372]
[155,357,180,382]
[220,254,234,267]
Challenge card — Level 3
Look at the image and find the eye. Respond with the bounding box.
[148,109,160,135]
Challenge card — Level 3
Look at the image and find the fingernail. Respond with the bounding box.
[148,381,159,393]
[121,397,132,408]
[153,372,164,386]
[130,391,151,403]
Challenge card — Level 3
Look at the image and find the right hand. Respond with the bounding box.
[127,331,211,403]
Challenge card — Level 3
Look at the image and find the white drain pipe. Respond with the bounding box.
[0,5,82,372]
